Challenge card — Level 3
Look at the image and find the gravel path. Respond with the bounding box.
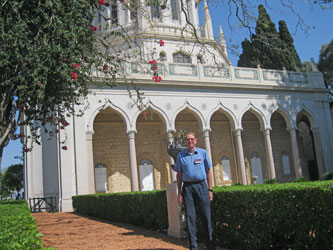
[33,212,223,250]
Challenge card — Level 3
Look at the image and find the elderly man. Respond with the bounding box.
[175,132,215,250]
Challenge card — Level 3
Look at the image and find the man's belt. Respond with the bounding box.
[183,180,205,185]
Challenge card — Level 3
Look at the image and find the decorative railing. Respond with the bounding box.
[93,62,325,89]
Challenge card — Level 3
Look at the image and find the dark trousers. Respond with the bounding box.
[182,181,213,250]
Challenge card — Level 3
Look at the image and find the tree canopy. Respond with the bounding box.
[237,5,302,71]
[0,0,138,161]
[318,40,333,90]
[0,164,23,198]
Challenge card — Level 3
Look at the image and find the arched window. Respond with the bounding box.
[250,152,263,184]
[173,52,191,64]
[95,163,108,192]
[139,159,155,191]
[282,152,291,174]
[159,52,166,61]
[171,0,180,20]
[221,156,231,181]
[151,4,160,19]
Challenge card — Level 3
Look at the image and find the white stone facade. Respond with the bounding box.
[24,0,333,212]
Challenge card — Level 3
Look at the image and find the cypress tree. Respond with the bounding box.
[238,5,302,71]
[278,20,302,71]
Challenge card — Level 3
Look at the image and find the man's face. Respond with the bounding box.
[185,133,197,149]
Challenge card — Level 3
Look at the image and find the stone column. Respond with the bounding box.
[85,131,96,194]
[263,128,276,179]
[288,128,302,178]
[203,129,215,186]
[167,131,177,183]
[128,131,139,191]
[234,129,247,185]
[312,128,325,178]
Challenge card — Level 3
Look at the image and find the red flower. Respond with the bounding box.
[70,72,78,80]
[24,147,32,153]
[73,63,80,68]
[120,0,125,2]
[159,39,165,46]
[98,0,107,4]
[103,64,109,70]
[90,25,98,31]
[55,129,59,134]
[152,76,162,82]
[152,66,158,71]
[141,111,147,118]
[62,146,68,150]
[149,60,157,65]
[59,119,70,127]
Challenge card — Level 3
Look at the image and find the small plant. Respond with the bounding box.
[295,177,308,182]
[323,172,333,180]
[264,178,277,184]
[231,182,243,186]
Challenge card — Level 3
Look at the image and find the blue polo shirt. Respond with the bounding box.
[175,147,212,182]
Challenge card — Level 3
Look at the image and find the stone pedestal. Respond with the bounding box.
[166,182,187,238]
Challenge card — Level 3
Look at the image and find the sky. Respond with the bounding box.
[1,1,332,172]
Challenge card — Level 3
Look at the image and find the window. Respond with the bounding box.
[221,156,231,181]
[173,52,191,64]
[151,4,160,19]
[95,163,108,192]
[139,159,155,191]
[129,0,138,21]
[171,0,180,20]
[250,152,263,184]
[111,0,118,24]
[159,52,166,61]
[282,152,291,174]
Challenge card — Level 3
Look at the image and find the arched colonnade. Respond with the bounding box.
[87,100,323,193]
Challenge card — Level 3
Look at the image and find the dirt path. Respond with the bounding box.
[33,212,221,250]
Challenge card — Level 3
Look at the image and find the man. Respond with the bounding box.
[175,132,215,250]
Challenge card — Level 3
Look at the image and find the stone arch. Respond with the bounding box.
[92,106,131,193]
[270,109,295,182]
[135,104,169,189]
[269,105,293,130]
[296,108,316,129]
[296,108,320,180]
[172,101,205,131]
[207,101,237,130]
[133,101,170,132]
[87,101,130,133]
[239,103,266,130]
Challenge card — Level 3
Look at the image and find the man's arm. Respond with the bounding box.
[206,167,213,201]
[176,172,184,205]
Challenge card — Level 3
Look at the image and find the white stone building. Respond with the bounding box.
[24,0,333,212]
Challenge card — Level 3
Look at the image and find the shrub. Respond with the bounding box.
[264,178,277,184]
[323,172,333,180]
[0,201,50,250]
[72,190,168,231]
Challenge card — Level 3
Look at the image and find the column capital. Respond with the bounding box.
[233,128,243,136]
[128,130,136,139]
[86,130,94,140]
[203,129,211,135]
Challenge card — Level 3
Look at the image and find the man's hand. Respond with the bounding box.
[209,191,213,201]
[178,193,184,206]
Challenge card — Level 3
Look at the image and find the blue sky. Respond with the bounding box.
[1,1,332,171]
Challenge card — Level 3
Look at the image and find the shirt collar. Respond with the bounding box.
[185,147,198,155]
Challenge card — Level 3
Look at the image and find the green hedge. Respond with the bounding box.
[211,180,333,250]
[0,201,48,250]
[72,190,168,230]
[72,181,333,249]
